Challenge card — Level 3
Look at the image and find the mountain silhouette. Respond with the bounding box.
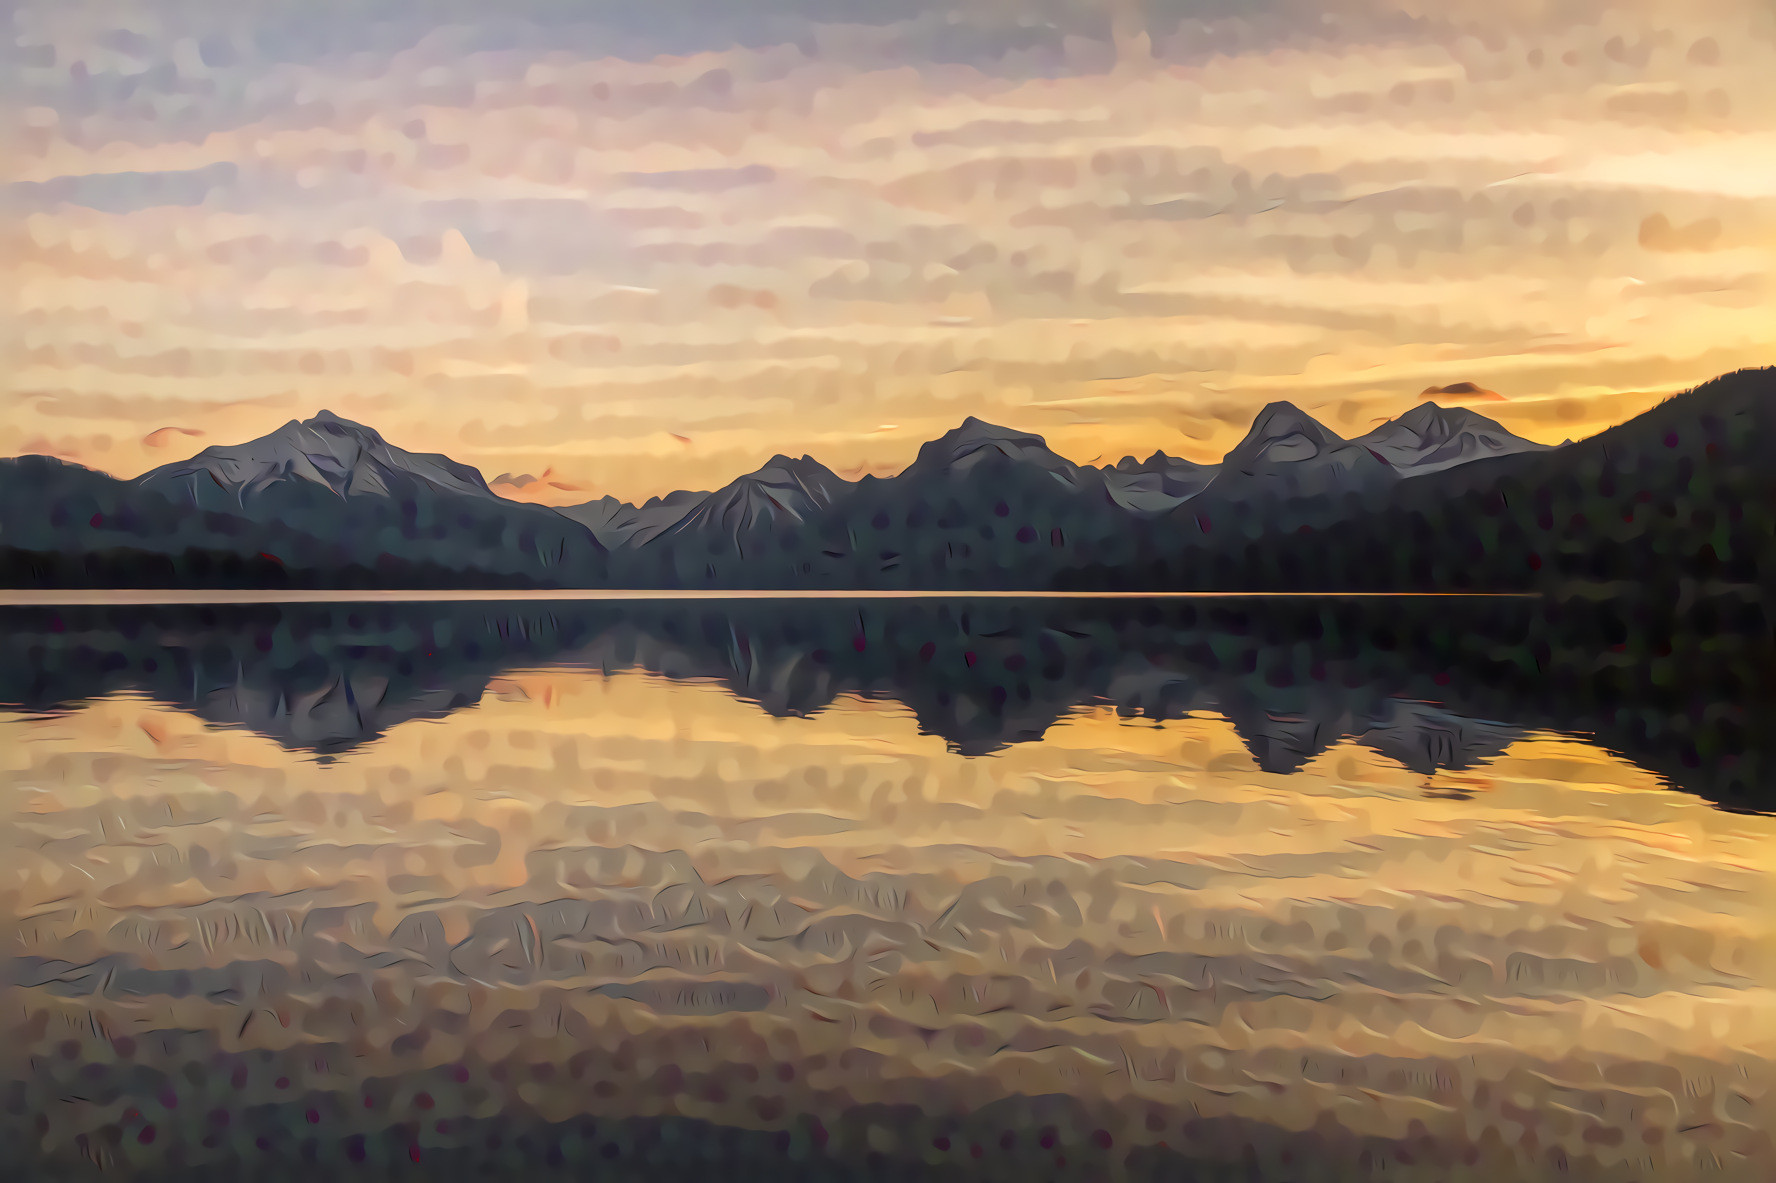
[1100,451,1217,515]
[659,454,848,536]
[3,368,1772,593]
[557,488,708,549]
[0,454,456,587]
[100,412,597,585]
[129,410,602,582]
[560,454,848,552]
[909,416,1096,486]
[1354,403,1551,475]
[1169,367,1775,595]
[139,409,497,504]
[1199,400,1394,503]
[781,417,1132,589]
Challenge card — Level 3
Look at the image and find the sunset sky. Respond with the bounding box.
[6,0,1775,502]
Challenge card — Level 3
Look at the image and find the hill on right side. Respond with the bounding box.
[1062,366,1776,597]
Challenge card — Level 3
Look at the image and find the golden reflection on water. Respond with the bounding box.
[4,668,1775,1180]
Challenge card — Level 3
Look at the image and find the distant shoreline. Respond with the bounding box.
[0,588,1545,606]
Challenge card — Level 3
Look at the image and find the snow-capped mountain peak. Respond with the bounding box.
[1225,402,1346,465]
[913,417,1080,477]
[139,411,495,503]
[1355,402,1550,476]
[667,453,850,537]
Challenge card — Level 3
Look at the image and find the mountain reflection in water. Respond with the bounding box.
[3,597,1775,1182]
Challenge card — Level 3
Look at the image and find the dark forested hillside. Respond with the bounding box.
[1058,367,1776,597]
[2,445,599,589]
[5,368,1774,593]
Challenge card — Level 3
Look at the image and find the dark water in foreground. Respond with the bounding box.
[3,596,1774,1181]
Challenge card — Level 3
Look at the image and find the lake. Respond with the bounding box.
[3,596,1773,1181]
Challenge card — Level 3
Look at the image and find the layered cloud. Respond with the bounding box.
[5,0,1774,499]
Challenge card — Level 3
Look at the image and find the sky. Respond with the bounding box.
[5,0,1775,503]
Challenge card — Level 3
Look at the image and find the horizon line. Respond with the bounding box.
[0,589,1545,606]
[10,393,1567,506]
[8,368,1769,507]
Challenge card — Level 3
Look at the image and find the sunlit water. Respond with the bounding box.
[2,602,1773,1181]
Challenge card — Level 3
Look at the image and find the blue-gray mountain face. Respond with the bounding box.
[1101,452,1216,516]
[140,409,496,503]
[1355,403,1553,476]
[127,411,605,583]
[3,367,1773,591]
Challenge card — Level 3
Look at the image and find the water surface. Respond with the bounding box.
[3,598,1772,1181]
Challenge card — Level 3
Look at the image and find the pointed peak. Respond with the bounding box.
[1400,400,1454,423]
[927,415,1055,454]
[1112,449,1201,475]
[1241,401,1341,445]
[930,417,1055,457]
[1249,401,1308,427]
[913,415,1070,476]
[297,409,384,442]
[137,405,499,502]
[1396,401,1508,434]
[746,453,838,480]
[950,415,1039,441]
[1352,398,1547,471]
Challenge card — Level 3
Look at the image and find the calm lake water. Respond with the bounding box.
[3,597,1773,1181]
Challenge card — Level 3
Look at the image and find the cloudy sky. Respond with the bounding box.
[6,0,1775,501]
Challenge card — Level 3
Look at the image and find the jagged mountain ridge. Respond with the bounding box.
[1197,400,1396,503]
[787,417,1131,588]
[131,410,606,582]
[559,417,1123,583]
[664,454,849,537]
[1064,366,1776,596]
[139,409,497,506]
[26,372,1776,594]
[1101,451,1218,516]
[557,489,708,549]
[559,416,1104,549]
[553,400,1544,547]
[1354,403,1552,476]
[559,455,847,551]
[907,416,1096,487]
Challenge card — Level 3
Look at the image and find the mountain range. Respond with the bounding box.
[2,367,1771,592]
